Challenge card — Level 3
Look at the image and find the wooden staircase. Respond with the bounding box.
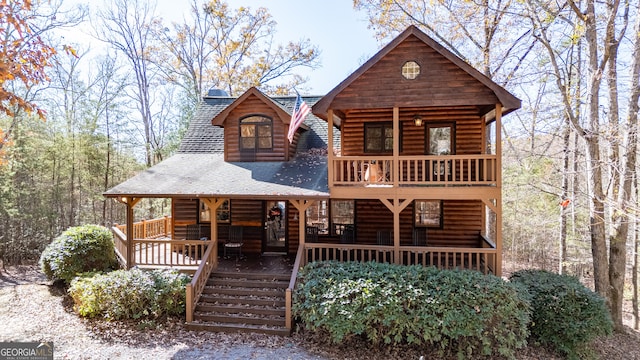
[185,271,291,336]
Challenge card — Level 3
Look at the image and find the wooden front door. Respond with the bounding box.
[263,201,288,253]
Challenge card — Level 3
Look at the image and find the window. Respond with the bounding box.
[402,61,420,80]
[306,200,329,234]
[426,123,455,155]
[199,200,230,223]
[331,200,354,235]
[365,122,393,152]
[415,200,442,228]
[240,115,272,150]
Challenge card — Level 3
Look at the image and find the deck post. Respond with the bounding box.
[285,288,292,329]
[141,219,146,239]
[495,103,503,276]
[163,215,169,237]
[125,198,134,269]
[186,283,193,322]
[327,109,334,188]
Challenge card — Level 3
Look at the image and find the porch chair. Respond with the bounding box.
[376,230,393,263]
[413,228,427,246]
[337,224,356,261]
[305,226,319,243]
[376,230,392,246]
[179,224,202,257]
[340,224,355,244]
[223,225,244,260]
[186,224,201,240]
[410,228,428,265]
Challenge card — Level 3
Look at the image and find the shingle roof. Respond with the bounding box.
[179,94,338,154]
[106,91,339,198]
[103,152,329,198]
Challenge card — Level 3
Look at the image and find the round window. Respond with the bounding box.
[401,61,420,80]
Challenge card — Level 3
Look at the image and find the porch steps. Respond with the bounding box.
[186,271,291,336]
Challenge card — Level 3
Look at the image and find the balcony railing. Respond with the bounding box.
[332,155,497,187]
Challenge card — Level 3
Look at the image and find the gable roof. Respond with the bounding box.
[312,25,521,122]
[210,87,308,130]
[105,89,336,198]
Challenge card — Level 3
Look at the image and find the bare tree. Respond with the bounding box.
[158,0,320,101]
[95,0,167,166]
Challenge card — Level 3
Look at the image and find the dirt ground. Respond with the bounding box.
[1,265,639,360]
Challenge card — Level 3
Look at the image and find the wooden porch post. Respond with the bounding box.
[202,197,226,263]
[124,197,141,269]
[380,198,413,264]
[327,109,334,188]
[495,103,503,276]
[289,199,313,246]
[393,107,399,187]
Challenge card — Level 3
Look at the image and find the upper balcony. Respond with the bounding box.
[331,154,497,187]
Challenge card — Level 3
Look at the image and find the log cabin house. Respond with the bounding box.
[104,25,520,334]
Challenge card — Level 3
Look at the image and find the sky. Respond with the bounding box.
[159,0,382,95]
[61,0,383,96]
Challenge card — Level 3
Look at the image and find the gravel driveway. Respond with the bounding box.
[1,265,638,360]
[0,266,329,360]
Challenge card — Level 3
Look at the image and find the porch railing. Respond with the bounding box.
[112,226,128,267]
[115,215,172,240]
[332,154,497,186]
[305,243,395,263]
[302,241,497,275]
[285,243,306,330]
[132,239,212,267]
[283,240,498,329]
[112,217,211,269]
[186,238,218,322]
[398,246,496,274]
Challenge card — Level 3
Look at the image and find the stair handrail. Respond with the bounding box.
[186,239,217,322]
[285,244,306,330]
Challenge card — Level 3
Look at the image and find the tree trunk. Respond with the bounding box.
[559,114,571,274]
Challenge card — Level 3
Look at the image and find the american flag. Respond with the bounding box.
[287,93,311,143]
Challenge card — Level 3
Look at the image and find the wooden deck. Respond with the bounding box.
[112,218,497,334]
[216,253,294,274]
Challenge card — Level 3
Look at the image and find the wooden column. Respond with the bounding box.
[289,199,313,246]
[380,198,413,264]
[327,109,334,189]
[202,197,226,264]
[495,103,503,276]
[392,107,399,187]
[123,197,141,269]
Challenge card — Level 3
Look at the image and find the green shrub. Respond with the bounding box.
[293,261,530,359]
[68,268,190,320]
[509,269,612,359]
[39,225,117,283]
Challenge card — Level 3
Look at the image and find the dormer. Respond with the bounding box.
[211,87,310,162]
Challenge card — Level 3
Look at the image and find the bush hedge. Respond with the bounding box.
[39,225,117,283]
[68,268,190,320]
[509,269,612,359]
[293,261,530,359]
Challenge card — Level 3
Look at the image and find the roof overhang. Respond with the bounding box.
[103,153,329,199]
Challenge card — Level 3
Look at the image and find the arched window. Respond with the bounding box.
[240,115,272,150]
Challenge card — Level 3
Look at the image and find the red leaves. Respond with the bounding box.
[0,0,56,120]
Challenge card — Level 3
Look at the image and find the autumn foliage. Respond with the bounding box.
[0,0,56,119]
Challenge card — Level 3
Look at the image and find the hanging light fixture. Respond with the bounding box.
[413,114,423,126]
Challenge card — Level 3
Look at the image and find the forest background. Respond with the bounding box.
[1,0,639,333]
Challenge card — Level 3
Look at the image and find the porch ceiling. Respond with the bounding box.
[103,153,329,198]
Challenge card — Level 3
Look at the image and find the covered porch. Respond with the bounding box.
[111,208,498,330]
[111,209,498,275]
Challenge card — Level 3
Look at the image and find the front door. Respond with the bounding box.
[263,201,287,253]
